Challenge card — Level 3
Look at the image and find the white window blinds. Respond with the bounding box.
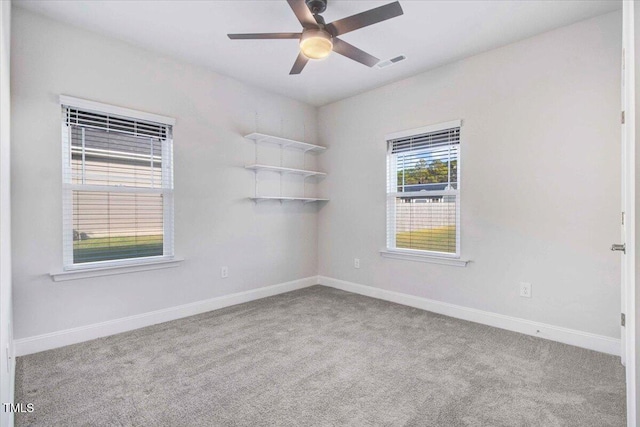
[386,123,460,256]
[62,103,174,267]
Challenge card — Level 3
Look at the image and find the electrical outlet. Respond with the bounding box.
[354,258,360,269]
[520,282,531,298]
[221,266,228,278]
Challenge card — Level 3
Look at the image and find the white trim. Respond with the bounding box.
[59,95,175,126]
[15,276,319,356]
[622,1,637,424]
[318,276,620,356]
[64,184,165,194]
[380,249,469,266]
[388,190,458,197]
[385,119,462,142]
[8,354,14,427]
[50,258,184,282]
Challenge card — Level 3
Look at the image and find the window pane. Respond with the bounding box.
[71,127,162,188]
[394,195,457,253]
[396,146,458,192]
[72,191,164,264]
[387,123,460,256]
[62,104,174,268]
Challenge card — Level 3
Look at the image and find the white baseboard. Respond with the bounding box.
[14,275,620,358]
[15,276,319,356]
[319,276,621,356]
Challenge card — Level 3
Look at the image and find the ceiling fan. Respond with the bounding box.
[227,0,403,75]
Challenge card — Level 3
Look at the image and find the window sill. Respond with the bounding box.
[50,258,184,282]
[379,249,469,267]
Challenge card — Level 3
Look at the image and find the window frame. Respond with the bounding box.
[385,120,462,260]
[60,95,176,271]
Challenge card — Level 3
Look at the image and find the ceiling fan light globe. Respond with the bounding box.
[300,30,333,59]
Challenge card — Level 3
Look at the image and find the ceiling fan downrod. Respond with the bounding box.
[305,0,327,15]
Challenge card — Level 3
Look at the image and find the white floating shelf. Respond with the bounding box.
[244,133,326,152]
[244,164,326,178]
[250,196,329,204]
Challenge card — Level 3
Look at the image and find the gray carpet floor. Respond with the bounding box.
[15,285,625,426]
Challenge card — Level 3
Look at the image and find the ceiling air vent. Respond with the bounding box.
[376,55,406,69]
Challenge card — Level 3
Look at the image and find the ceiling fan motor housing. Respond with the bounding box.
[300,28,333,59]
[305,0,327,15]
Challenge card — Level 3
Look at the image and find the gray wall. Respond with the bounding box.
[317,11,622,339]
[0,1,12,426]
[10,6,624,348]
[11,8,320,339]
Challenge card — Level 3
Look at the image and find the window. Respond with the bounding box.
[386,120,461,257]
[61,97,174,269]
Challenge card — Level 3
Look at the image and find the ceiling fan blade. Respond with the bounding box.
[228,33,302,40]
[287,0,318,29]
[332,38,379,67]
[289,52,309,75]
[325,1,403,36]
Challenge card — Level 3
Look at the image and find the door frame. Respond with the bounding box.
[622,2,636,426]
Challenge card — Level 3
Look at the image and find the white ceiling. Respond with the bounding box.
[15,0,621,106]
